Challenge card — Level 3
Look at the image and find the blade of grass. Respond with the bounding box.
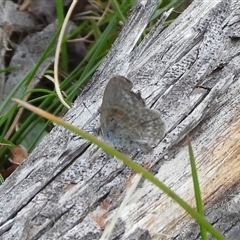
[110,0,126,23]
[90,19,102,40]
[101,173,142,239]
[0,65,19,74]
[188,136,208,240]
[0,104,18,139]
[0,174,4,184]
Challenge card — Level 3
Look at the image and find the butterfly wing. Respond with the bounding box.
[101,76,145,111]
[100,76,165,150]
[129,108,165,146]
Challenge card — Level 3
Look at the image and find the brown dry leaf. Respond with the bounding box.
[0,146,28,179]
[0,164,18,179]
[10,145,28,165]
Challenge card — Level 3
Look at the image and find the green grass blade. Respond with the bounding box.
[0,65,19,74]
[188,136,208,240]
[110,0,126,23]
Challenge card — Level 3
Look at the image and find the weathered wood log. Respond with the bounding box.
[1,0,240,239]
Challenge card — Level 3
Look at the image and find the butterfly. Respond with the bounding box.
[100,76,165,151]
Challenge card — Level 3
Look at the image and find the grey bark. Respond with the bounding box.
[1,0,240,239]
